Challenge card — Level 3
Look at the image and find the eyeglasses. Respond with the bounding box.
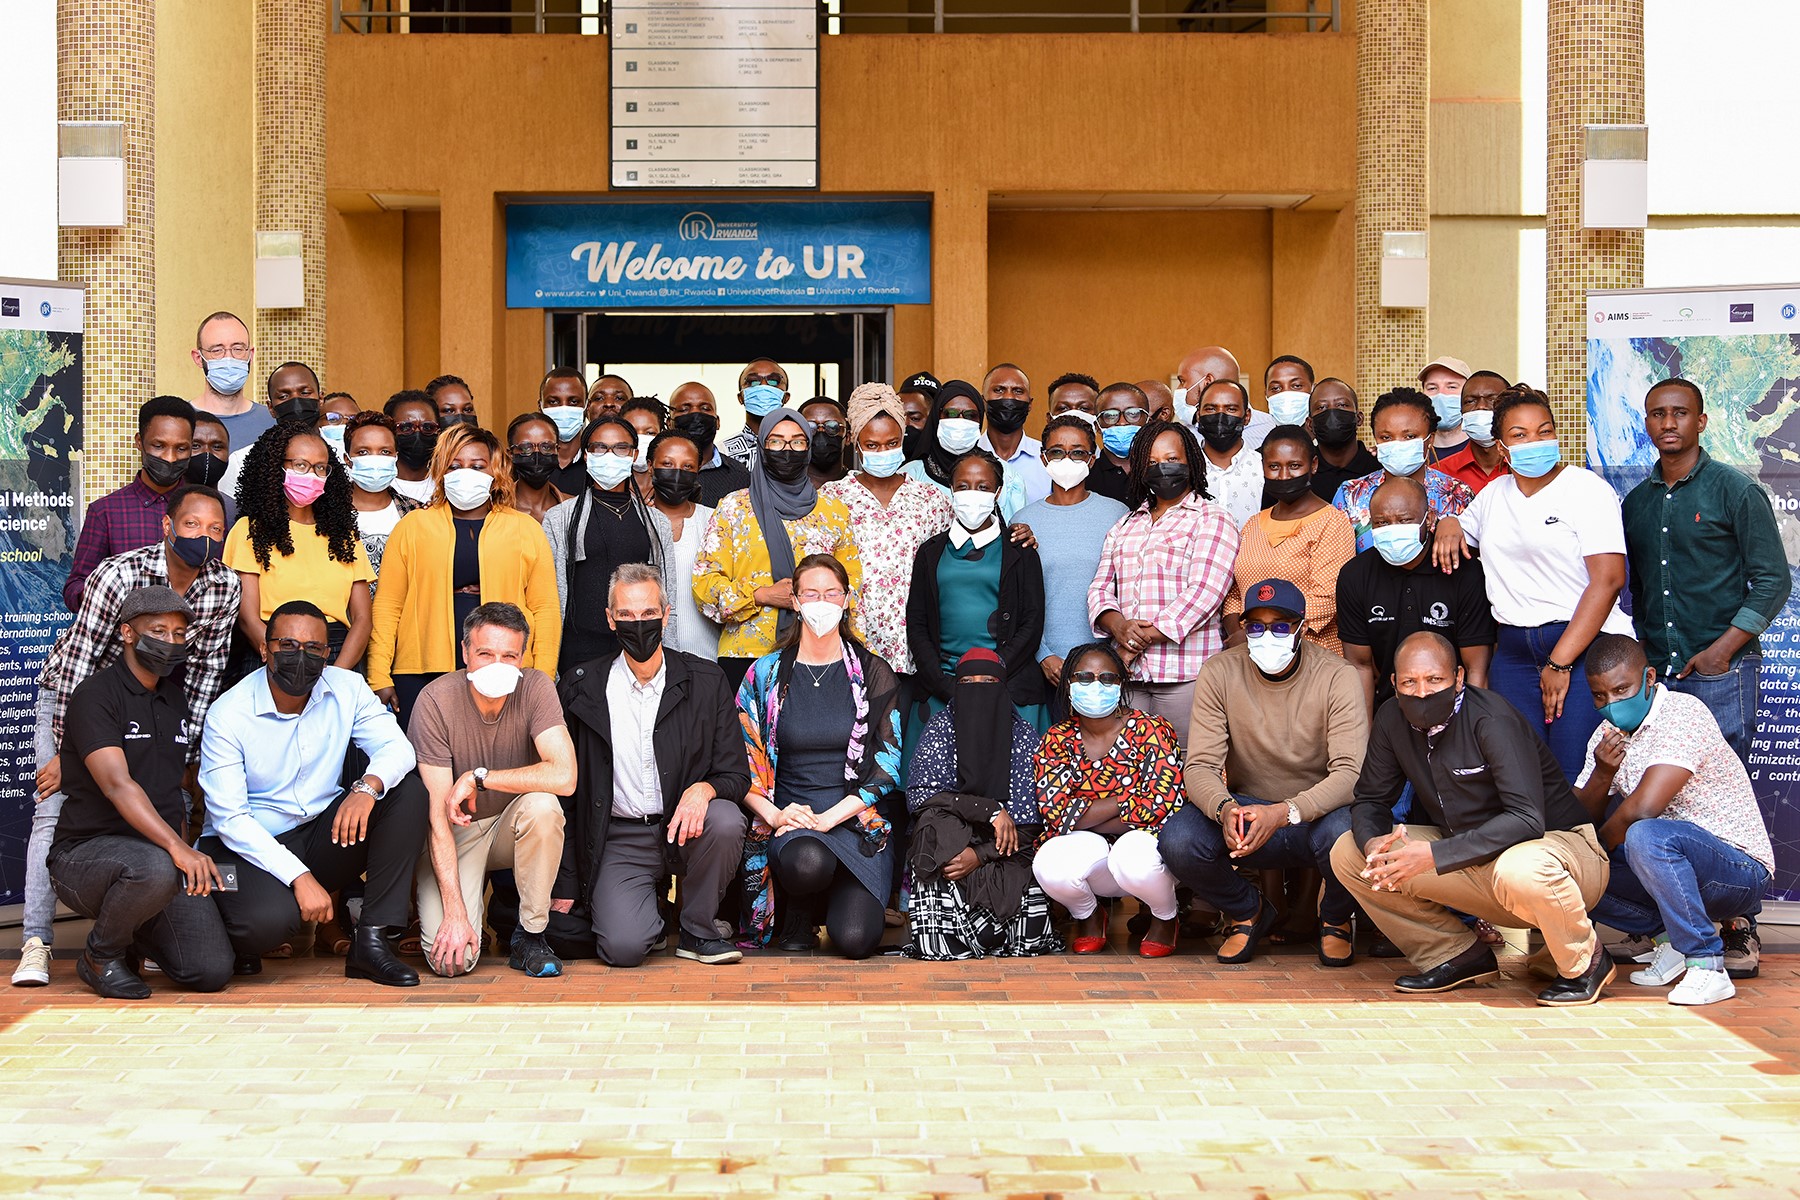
[1068,671,1122,686]
[199,344,252,361]
[1042,448,1093,463]
[1097,408,1150,428]
[744,372,786,387]
[588,442,636,458]
[320,412,352,425]
[270,637,329,657]
[510,441,556,456]
[940,407,980,422]
[797,589,847,603]
[1246,621,1297,638]
[394,421,437,435]
[765,436,809,452]
[282,459,331,477]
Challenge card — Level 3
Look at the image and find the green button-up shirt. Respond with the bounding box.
[1622,449,1791,672]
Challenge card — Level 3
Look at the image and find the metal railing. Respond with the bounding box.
[333,0,1340,35]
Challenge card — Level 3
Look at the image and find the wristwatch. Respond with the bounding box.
[473,767,489,792]
[1285,801,1302,826]
[349,778,383,801]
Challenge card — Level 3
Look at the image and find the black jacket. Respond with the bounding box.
[1350,684,1592,874]
[554,648,750,910]
[906,531,1047,708]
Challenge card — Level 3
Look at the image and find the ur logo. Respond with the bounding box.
[678,211,716,241]
[1784,304,1797,320]
[39,301,51,318]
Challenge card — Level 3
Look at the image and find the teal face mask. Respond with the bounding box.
[1598,668,1655,734]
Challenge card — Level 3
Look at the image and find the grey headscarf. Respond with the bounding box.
[747,406,818,640]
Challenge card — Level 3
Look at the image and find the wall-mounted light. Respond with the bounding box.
[1583,125,1649,230]
[1380,231,1429,309]
[58,121,125,228]
[255,231,305,309]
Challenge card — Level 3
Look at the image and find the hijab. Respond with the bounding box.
[747,406,818,640]
[919,379,985,488]
[952,647,1014,805]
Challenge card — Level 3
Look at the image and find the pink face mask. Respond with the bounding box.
[283,469,327,506]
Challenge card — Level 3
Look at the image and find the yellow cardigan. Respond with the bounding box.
[367,504,563,690]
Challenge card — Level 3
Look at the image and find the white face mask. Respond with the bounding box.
[1461,410,1496,446]
[1268,391,1311,426]
[635,433,654,471]
[1054,409,1098,428]
[1172,385,1196,427]
[442,467,495,512]
[467,661,523,699]
[1246,629,1299,676]
[952,488,997,530]
[1045,458,1091,491]
[799,600,843,638]
[936,417,981,454]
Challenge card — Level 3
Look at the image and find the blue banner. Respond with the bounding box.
[506,200,931,309]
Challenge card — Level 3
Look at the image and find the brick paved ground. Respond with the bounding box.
[2,943,1797,1199]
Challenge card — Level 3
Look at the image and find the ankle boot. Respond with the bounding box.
[345,924,419,987]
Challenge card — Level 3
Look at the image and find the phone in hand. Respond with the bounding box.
[217,863,240,893]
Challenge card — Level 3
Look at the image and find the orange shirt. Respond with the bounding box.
[1222,504,1357,655]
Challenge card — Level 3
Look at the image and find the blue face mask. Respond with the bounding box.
[742,382,785,418]
[1101,424,1139,459]
[542,404,585,442]
[586,449,635,489]
[1375,437,1426,477]
[1599,668,1655,734]
[346,454,398,492]
[1461,410,1495,445]
[860,447,905,478]
[1507,437,1561,478]
[319,422,347,459]
[1431,393,1464,429]
[1268,392,1311,426]
[204,357,250,396]
[1371,521,1425,566]
[1068,681,1122,719]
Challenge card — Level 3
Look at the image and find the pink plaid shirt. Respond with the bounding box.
[1087,492,1240,683]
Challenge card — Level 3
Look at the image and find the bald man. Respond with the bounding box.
[1174,346,1274,449]
[1136,380,1176,425]
[667,381,751,507]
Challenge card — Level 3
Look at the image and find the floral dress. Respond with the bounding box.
[820,475,951,674]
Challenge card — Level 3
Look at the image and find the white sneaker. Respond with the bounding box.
[1630,941,1687,986]
[11,937,51,987]
[1668,966,1736,1006]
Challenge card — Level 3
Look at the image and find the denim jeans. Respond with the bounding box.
[1491,623,1603,783]
[1158,796,1357,924]
[1590,818,1770,969]
[1666,652,1760,769]
[46,834,233,991]
[23,687,65,944]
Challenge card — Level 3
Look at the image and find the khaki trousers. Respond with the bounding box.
[1330,823,1609,976]
[416,791,565,975]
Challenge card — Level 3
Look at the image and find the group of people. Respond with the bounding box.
[13,309,1785,1012]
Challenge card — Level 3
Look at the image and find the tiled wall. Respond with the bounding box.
[254,0,328,381]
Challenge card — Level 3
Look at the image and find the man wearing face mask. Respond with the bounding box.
[978,363,1052,504]
[64,396,196,612]
[1331,631,1613,1006]
[217,362,328,500]
[1174,345,1275,448]
[536,366,597,496]
[800,395,851,486]
[14,490,240,990]
[554,565,750,967]
[667,380,753,507]
[42,588,235,999]
[1193,380,1266,530]
[1306,379,1380,503]
[897,370,939,461]
[190,311,274,451]
[1160,579,1369,967]
[1263,355,1317,427]
[199,600,428,986]
[719,357,790,470]
[1434,370,1512,495]
[1418,356,1472,460]
[409,603,576,979]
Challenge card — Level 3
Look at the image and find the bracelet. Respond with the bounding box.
[1545,660,1575,674]
[1212,796,1233,821]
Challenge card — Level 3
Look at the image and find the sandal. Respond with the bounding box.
[1215,900,1278,965]
[1318,917,1355,968]
[1473,918,1506,946]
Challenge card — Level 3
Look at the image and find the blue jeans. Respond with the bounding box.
[1158,797,1357,924]
[23,687,65,944]
[1666,652,1760,768]
[1491,623,1603,783]
[1590,819,1770,969]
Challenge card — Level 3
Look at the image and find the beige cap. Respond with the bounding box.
[1418,356,1471,382]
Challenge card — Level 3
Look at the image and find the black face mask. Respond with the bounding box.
[763,448,809,483]
[1145,461,1192,501]
[269,645,328,697]
[132,634,188,679]
[1397,684,1459,731]
[141,451,191,489]
[652,466,700,505]
[671,411,719,458]
[1313,408,1358,448]
[272,397,321,425]
[902,426,925,462]
[511,450,558,488]
[170,533,222,569]
[184,452,228,487]
[438,412,478,429]
[987,399,1031,434]
[1265,473,1314,503]
[614,617,663,664]
[396,429,437,470]
[809,432,845,471]
[1195,413,1246,453]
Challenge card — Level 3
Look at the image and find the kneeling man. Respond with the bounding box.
[1331,631,1614,1005]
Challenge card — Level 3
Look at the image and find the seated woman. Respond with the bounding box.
[902,649,1060,960]
[1032,641,1186,957]
[735,554,901,960]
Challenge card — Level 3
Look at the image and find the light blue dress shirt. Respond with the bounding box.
[900,457,1030,522]
[979,431,1053,505]
[199,666,418,886]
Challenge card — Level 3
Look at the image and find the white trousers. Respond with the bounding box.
[1032,829,1179,921]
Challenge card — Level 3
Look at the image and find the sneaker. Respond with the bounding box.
[1721,917,1760,980]
[1607,933,1660,963]
[1629,940,1686,986]
[1668,966,1736,1006]
[675,932,743,965]
[11,937,50,987]
[507,929,563,978]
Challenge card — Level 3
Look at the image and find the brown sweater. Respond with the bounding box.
[1182,642,1369,823]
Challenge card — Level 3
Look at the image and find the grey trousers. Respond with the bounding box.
[591,799,746,968]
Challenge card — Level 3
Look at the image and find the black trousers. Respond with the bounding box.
[198,772,429,958]
[48,835,234,992]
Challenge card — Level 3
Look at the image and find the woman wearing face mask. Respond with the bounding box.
[902,648,1059,960]
[906,450,1049,737]
[1221,426,1356,652]
[619,396,667,500]
[343,411,424,585]
[1330,387,1474,553]
[505,413,570,523]
[693,408,862,688]
[382,390,443,506]
[734,554,902,958]
[1431,385,1632,780]
[541,414,675,674]
[225,420,375,671]
[644,430,723,660]
[318,393,360,464]
[368,425,563,726]
[900,380,1030,521]
[800,396,851,486]
[1031,642,1186,956]
[1089,420,1239,745]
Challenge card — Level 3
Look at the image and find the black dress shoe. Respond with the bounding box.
[1535,944,1616,1007]
[77,952,152,1000]
[1394,943,1500,993]
[234,954,263,977]
[345,925,420,987]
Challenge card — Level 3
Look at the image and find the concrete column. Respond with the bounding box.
[438,187,506,407]
[931,187,988,383]
[254,0,328,378]
[58,0,156,499]
[1545,0,1644,451]
[1353,0,1429,396]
